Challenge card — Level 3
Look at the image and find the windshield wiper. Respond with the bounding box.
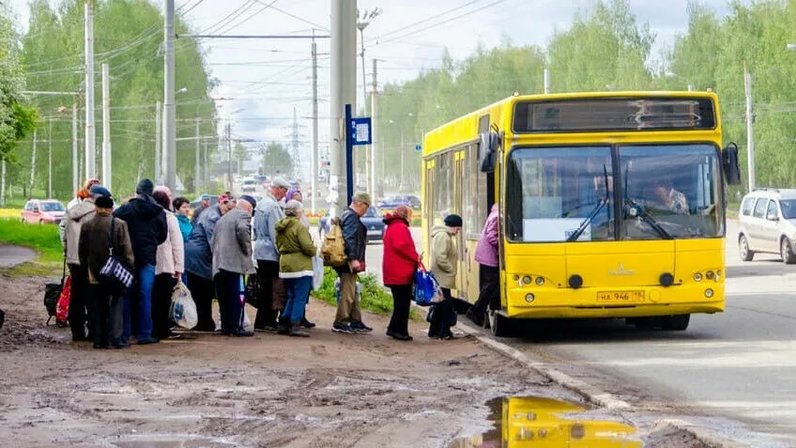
[567,165,611,242]
[622,163,672,240]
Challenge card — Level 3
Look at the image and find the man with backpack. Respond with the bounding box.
[332,192,373,334]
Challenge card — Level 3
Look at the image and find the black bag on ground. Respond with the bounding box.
[44,260,66,325]
[244,274,259,309]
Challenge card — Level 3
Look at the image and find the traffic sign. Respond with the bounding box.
[350,117,372,145]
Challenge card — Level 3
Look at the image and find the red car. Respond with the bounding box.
[21,199,66,224]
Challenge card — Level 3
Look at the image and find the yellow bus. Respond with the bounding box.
[421,92,740,336]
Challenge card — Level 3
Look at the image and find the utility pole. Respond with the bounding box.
[48,119,52,198]
[399,131,405,191]
[29,129,37,196]
[226,121,232,192]
[370,58,378,200]
[72,102,78,193]
[330,0,357,215]
[291,107,300,178]
[311,38,319,214]
[163,0,177,191]
[1,156,5,207]
[84,0,96,179]
[202,139,208,191]
[543,68,551,94]
[744,64,755,192]
[155,101,162,182]
[194,118,201,193]
[101,63,112,192]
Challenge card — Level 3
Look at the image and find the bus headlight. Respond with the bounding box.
[705,270,715,280]
[705,288,714,298]
[693,273,703,282]
[517,428,534,440]
[522,275,532,285]
[525,293,536,303]
[535,276,545,286]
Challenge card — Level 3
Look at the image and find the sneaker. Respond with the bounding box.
[350,321,373,333]
[137,337,159,345]
[300,317,316,329]
[230,329,254,337]
[332,322,355,334]
[288,328,310,338]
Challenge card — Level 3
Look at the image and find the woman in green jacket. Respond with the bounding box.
[276,200,317,337]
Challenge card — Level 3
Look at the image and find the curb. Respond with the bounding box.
[455,320,744,447]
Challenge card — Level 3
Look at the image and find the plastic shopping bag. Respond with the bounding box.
[312,256,324,291]
[55,275,72,326]
[413,264,438,306]
[170,281,198,329]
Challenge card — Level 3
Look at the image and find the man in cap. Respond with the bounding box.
[61,184,111,341]
[332,192,373,334]
[185,192,231,331]
[212,195,257,336]
[253,178,290,331]
[191,194,212,225]
[113,179,168,345]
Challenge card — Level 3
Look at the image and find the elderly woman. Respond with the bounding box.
[382,206,420,341]
[152,187,185,340]
[429,214,463,340]
[275,200,317,337]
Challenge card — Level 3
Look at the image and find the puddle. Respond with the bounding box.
[449,396,642,447]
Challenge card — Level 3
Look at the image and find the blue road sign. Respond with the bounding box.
[350,117,372,145]
[415,144,422,152]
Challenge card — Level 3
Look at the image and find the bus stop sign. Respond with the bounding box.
[350,117,372,145]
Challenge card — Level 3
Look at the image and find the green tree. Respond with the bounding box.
[0,11,37,165]
[260,142,293,178]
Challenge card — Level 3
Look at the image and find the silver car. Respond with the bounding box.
[737,188,796,264]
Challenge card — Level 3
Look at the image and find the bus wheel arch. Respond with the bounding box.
[488,311,514,337]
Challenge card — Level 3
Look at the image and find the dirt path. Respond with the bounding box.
[0,244,37,268]
[0,274,708,448]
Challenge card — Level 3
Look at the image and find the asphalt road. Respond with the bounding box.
[365,221,796,446]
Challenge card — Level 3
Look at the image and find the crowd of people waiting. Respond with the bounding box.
[59,175,500,349]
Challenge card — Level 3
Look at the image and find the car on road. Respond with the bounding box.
[376,194,421,210]
[242,178,257,193]
[738,188,796,264]
[21,199,66,224]
[319,206,385,243]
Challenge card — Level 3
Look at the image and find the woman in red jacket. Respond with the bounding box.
[382,205,420,341]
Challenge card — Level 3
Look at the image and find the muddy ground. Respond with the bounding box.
[0,274,709,448]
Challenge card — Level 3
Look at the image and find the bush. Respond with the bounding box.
[313,267,394,315]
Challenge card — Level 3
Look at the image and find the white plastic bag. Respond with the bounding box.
[312,256,324,290]
[170,281,198,329]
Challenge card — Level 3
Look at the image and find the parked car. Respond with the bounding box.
[377,194,421,210]
[319,206,385,243]
[737,188,796,264]
[242,178,257,193]
[21,199,66,224]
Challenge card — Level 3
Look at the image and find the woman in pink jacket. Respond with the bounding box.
[467,203,499,328]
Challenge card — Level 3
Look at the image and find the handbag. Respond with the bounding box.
[98,218,134,296]
[413,262,438,306]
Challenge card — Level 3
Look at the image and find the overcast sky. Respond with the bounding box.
[8,0,744,177]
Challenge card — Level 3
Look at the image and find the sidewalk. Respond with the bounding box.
[0,244,37,268]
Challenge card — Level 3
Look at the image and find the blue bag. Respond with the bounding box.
[413,264,438,306]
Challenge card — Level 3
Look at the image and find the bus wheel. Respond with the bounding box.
[629,317,657,330]
[660,314,690,331]
[488,311,512,337]
[781,237,796,264]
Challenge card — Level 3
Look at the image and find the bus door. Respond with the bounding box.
[453,150,468,298]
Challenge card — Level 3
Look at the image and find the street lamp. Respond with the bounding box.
[357,7,381,198]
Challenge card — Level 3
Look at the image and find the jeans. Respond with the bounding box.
[281,276,313,324]
[123,264,156,343]
[215,270,243,333]
[387,284,413,336]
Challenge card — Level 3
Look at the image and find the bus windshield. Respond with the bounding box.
[506,144,722,242]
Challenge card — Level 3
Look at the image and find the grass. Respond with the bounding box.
[0,218,64,276]
[312,267,418,319]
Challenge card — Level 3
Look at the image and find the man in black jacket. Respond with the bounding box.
[113,179,168,345]
[332,192,373,334]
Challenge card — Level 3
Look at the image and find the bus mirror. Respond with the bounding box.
[722,142,741,185]
[479,131,500,173]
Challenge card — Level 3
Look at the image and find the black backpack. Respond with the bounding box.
[44,261,66,326]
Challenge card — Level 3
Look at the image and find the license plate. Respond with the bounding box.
[367,229,381,236]
[596,290,645,303]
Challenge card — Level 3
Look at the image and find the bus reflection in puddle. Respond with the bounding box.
[449,396,642,448]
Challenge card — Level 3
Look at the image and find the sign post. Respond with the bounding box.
[345,105,372,205]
